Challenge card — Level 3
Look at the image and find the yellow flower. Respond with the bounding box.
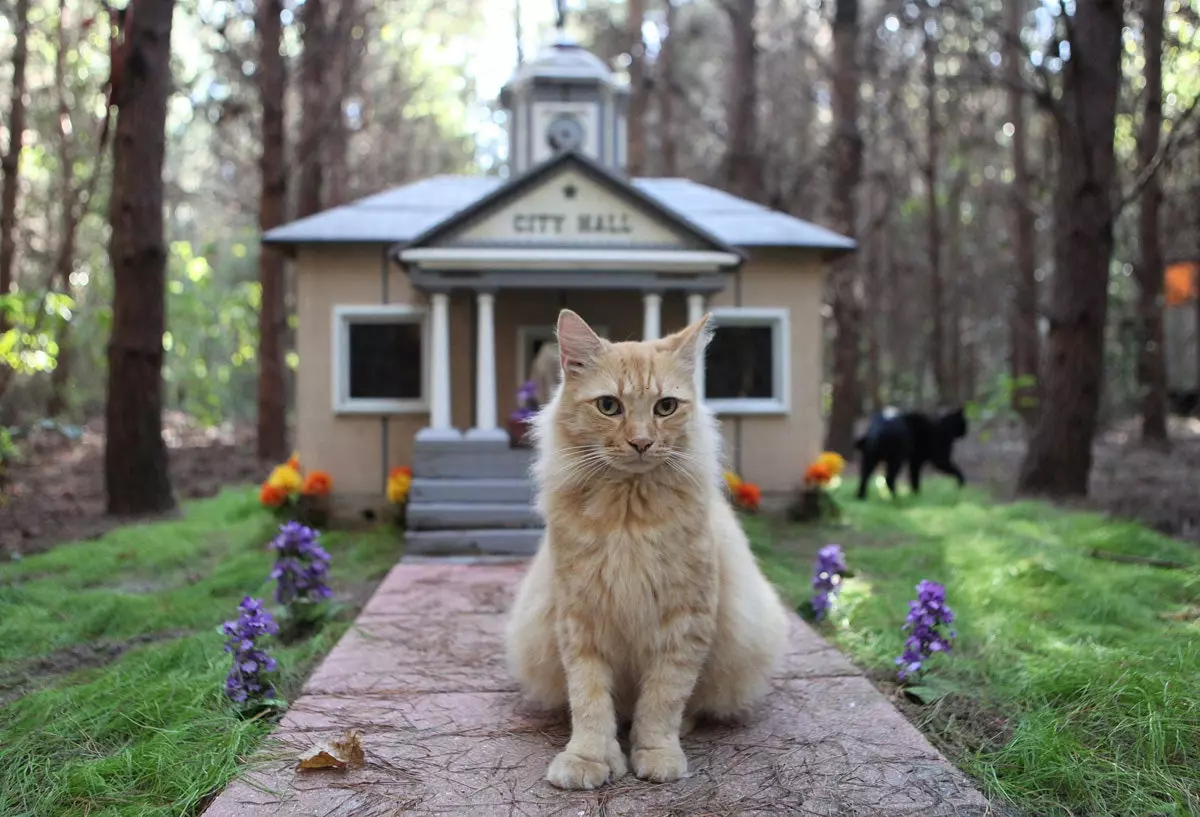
[267,464,302,494]
[387,472,412,504]
[723,471,742,494]
[817,452,846,478]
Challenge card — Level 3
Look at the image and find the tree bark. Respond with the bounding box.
[105,0,177,514]
[47,2,81,418]
[824,0,863,455]
[720,0,763,201]
[1016,0,1123,498]
[256,0,289,462]
[923,21,947,404]
[1135,0,1168,445]
[657,0,679,176]
[625,0,648,176]
[945,172,966,404]
[297,0,328,218]
[0,0,31,332]
[1006,0,1040,423]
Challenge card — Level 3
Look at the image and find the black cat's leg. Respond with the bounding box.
[943,460,966,487]
[857,453,877,499]
[908,457,923,494]
[884,458,903,499]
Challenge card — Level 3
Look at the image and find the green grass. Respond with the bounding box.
[749,478,1200,817]
[0,487,402,817]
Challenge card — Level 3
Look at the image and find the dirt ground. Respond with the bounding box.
[4,412,1200,558]
[951,414,1200,543]
[0,412,263,557]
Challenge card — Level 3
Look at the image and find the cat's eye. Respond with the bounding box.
[595,396,623,416]
[654,397,679,417]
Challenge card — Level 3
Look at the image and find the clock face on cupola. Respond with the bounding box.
[546,113,586,153]
[498,11,630,175]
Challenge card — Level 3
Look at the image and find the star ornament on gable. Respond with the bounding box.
[563,184,577,200]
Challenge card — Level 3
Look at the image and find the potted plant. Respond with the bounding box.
[387,466,412,528]
[508,380,538,448]
[259,453,333,528]
[787,452,845,523]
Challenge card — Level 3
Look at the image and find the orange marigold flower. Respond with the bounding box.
[805,462,833,486]
[735,481,762,511]
[286,452,301,470]
[389,465,413,480]
[259,482,288,508]
[301,470,333,496]
[817,451,846,478]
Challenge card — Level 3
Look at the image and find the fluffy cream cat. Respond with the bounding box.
[505,308,789,791]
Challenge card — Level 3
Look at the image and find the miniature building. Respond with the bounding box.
[263,35,855,554]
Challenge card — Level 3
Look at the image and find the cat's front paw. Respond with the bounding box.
[631,743,688,783]
[545,742,627,790]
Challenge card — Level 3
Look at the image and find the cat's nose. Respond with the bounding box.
[627,437,654,454]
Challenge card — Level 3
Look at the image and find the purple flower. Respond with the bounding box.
[811,544,847,621]
[270,522,332,608]
[510,380,539,424]
[517,379,538,406]
[222,596,279,704]
[895,580,957,681]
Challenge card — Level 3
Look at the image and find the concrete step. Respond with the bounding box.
[404,527,543,556]
[409,477,534,504]
[407,502,543,530]
[413,445,534,479]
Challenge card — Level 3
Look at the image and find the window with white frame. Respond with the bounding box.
[703,307,790,415]
[332,305,427,414]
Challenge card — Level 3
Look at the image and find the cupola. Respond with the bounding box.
[500,31,629,175]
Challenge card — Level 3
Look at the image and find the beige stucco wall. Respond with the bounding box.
[293,245,825,504]
[709,251,826,491]
[294,245,470,518]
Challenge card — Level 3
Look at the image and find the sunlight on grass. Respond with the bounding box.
[0,488,401,817]
[752,479,1200,817]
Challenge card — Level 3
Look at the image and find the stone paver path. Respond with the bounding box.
[205,561,996,816]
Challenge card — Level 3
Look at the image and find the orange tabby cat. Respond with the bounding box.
[505,309,789,790]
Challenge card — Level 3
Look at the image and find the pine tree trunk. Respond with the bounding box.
[256,0,289,462]
[0,0,31,333]
[1016,0,1123,498]
[1007,0,1040,423]
[47,0,82,419]
[923,23,947,404]
[946,173,966,404]
[297,0,328,218]
[105,0,178,515]
[720,0,763,202]
[1135,0,1168,445]
[824,0,862,455]
[657,0,679,176]
[625,0,648,176]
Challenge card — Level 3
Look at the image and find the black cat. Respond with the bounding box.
[854,407,968,500]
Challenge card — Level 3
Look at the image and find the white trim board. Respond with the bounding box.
[399,247,741,272]
[331,304,430,415]
[703,307,791,416]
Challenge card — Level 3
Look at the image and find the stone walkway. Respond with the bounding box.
[205,561,995,816]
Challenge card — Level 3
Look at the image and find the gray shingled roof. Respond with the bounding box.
[262,175,856,252]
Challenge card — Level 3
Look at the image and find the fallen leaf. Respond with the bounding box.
[297,746,347,771]
[296,730,365,772]
[333,730,365,768]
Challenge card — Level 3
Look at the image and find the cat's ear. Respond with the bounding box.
[557,309,604,377]
[665,312,712,373]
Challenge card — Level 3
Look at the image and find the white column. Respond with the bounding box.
[643,292,662,341]
[467,291,506,441]
[687,292,706,397]
[418,291,458,441]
